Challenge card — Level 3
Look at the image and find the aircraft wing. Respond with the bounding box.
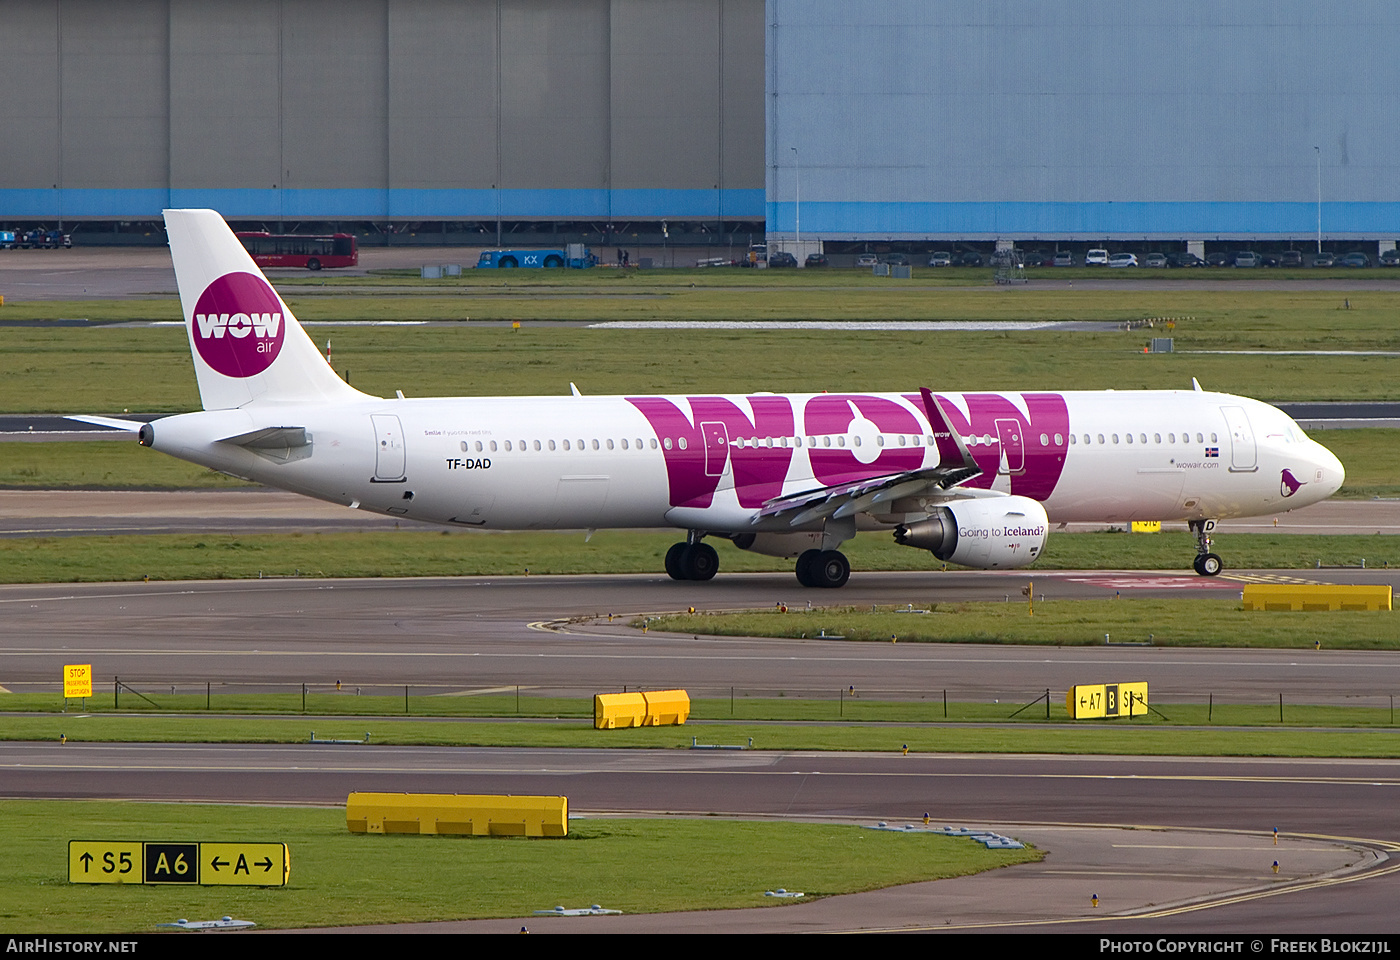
[750,388,983,528]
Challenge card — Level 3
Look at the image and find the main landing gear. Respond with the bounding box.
[795,549,850,589]
[1189,519,1223,576]
[663,534,852,588]
[664,539,719,581]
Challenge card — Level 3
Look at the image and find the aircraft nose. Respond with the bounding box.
[1314,441,1345,496]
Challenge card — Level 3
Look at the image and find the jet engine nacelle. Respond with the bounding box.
[892,496,1048,569]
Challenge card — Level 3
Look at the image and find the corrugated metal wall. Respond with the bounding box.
[767,0,1400,240]
[0,0,764,221]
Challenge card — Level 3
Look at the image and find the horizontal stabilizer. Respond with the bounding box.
[218,426,309,448]
[217,426,311,463]
[65,415,144,432]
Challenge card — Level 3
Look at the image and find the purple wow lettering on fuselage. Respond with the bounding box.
[911,393,1070,501]
[629,392,1071,509]
[625,396,794,508]
[803,394,924,485]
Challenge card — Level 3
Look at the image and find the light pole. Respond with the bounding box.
[1314,146,1322,255]
[791,146,801,256]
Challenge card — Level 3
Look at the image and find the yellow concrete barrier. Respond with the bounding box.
[594,689,690,728]
[642,689,690,725]
[346,792,567,837]
[594,691,648,729]
[1242,584,1392,612]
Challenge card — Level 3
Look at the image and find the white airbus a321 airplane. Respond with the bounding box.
[84,209,1346,588]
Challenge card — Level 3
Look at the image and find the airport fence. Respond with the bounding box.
[6,677,1400,726]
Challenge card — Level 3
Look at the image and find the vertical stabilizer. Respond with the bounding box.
[163,209,370,410]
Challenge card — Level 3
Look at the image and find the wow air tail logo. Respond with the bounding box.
[191,272,286,378]
[1280,468,1305,498]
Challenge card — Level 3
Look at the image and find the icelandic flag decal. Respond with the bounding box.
[1205,447,1219,458]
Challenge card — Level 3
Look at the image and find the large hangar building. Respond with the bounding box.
[0,0,765,243]
[768,1,1400,247]
[1,0,1396,249]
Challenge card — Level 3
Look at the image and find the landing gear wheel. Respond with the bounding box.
[664,542,686,581]
[679,542,719,581]
[814,550,850,588]
[1193,553,1223,576]
[796,549,849,588]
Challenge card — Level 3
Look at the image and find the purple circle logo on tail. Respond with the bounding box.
[1280,468,1305,498]
[191,272,286,378]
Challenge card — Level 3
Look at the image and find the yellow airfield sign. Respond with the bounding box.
[1066,682,1148,719]
[63,664,92,699]
[68,841,288,886]
[201,843,290,885]
[68,841,142,884]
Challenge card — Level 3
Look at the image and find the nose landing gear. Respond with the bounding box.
[1189,519,1223,576]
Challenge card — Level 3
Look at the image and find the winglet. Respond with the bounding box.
[919,388,979,478]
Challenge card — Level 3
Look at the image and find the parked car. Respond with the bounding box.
[1259,254,1281,267]
[855,254,879,268]
[1085,248,1110,266]
[1108,252,1138,268]
[767,251,798,267]
[954,251,983,267]
[1312,252,1336,267]
[927,251,952,267]
[1380,249,1400,267]
[880,253,909,266]
[1052,251,1075,267]
[1205,252,1231,267]
[1144,253,1169,268]
[1279,250,1304,268]
[1232,252,1261,268]
[804,253,828,267]
[1338,252,1371,268]
[1167,252,1205,268]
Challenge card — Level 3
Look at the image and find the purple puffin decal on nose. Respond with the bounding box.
[1280,468,1305,498]
[191,272,286,378]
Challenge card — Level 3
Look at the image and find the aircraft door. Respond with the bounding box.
[995,419,1025,474]
[1221,406,1258,472]
[371,414,406,481]
[700,421,731,477]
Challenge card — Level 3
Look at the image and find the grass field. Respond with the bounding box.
[5,713,1400,757]
[0,528,1394,583]
[645,598,1400,649]
[1,801,1038,932]
[2,285,1400,412]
